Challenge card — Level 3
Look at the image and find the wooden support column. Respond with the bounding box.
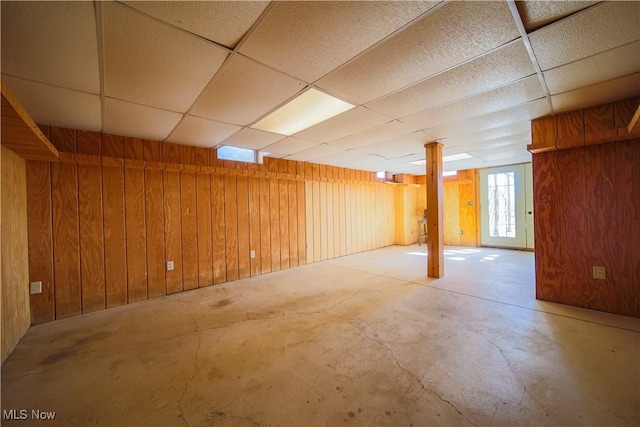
[425,142,444,278]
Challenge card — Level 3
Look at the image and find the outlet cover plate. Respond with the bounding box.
[30,281,43,294]
[593,266,606,280]
[167,261,174,271]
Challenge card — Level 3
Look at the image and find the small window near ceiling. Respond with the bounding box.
[376,171,386,179]
[443,171,458,177]
[217,145,257,163]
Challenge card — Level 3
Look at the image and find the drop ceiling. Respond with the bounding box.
[1,1,639,174]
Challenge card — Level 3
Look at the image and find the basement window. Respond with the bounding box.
[217,145,258,163]
[376,171,386,179]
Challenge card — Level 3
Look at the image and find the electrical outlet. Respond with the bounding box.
[306,242,311,249]
[167,261,174,271]
[593,266,606,280]
[250,250,256,259]
[29,281,42,294]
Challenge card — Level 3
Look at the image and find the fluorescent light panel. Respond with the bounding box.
[410,153,472,166]
[251,88,355,136]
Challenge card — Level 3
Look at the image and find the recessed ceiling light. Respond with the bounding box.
[251,88,355,136]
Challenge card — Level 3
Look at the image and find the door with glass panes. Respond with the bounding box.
[480,164,534,249]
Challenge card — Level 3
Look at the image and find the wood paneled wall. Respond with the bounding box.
[443,170,478,247]
[26,126,395,323]
[1,146,31,363]
[533,138,640,317]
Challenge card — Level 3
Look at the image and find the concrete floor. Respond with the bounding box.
[2,245,639,427]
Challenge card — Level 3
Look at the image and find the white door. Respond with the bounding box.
[480,164,532,249]
[524,163,535,249]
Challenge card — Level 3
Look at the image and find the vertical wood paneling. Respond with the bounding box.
[78,163,105,313]
[164,171,183,293]
[125,167,147,302]
[297,180,306,265]
[211,174,226,283]
[279,179,290,269]
[338,183,346,256]
[196,174,213,287]
[345,184,352,254]
[288,180,299,267]
[319,182,328,260]
[102,134,124,158]
[332,183,340,257]
[102,164,127,307]
[143,139,164,162]
[225,175,239,281]
[51,162,81,318]
[270,179,281,271]
[145,168,166,298]
[26,161,54,323]
[326,182,334,259]
[305,181,314,263]
[313,181,322,262]
[355,185,363,253]
[260,178,272,274]
[237,176,251,279]
[249,177,262,276]
[123,137,144,160]
[181,172,198,290]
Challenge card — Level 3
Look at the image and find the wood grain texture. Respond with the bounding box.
[181,172,199,290]
[77,130,101,156]
[426,142,444,278]
[102,134,123,158]
[164,142,181,164]
[51,162,81,318]
[143,139,164,162]
[260,178,272,274]
[529,116,557,153]
[338,183,346,256]
[196,174,213,287]
[124,137,145,160]
[145,169,166,298]
[237,176,251,279]
[211,174,227,283]
[556,110,585,150]
[305,181,314,263]
[249,177,262,276]
[326,182,334,259]
[585,103,616,146]
[49,126,76,153]
[1,146,30,363]
[125,167,147,302]
[345,184,352,254]
[288,180,299,267]
[297,180,306,265]
[78,164,105,313]
[225,175,239,281]
[313,181,321,262]
[164,171,183,293]
[533,138,640,317]
[26,160,55,323]
[270,179,281,271]
[279,179,290,269]
[102,164,127,307]
[319,182,328,260]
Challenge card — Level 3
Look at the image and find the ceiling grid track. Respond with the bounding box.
[506,0,555,115]
[94,1,107,133]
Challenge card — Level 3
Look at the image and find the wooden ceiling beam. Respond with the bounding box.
[1,79,59,161]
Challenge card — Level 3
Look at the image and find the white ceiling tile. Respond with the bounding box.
[191,54,306,126]
[3,76,101,132]
[285,144,346,162]
[294,107,390,143]
[327,120,415,149]
[261,137,320,156]
[221,128,286,151]
[400,76,545,130]
[544,42,640,95]
[103,2,228,113]
[367,40,535,118]
[424,98,550,139]
[165,115,241,148]
[239,1,438,83]
[122,1,268,49]
[317,1,520,104]
[104,98,182,141]
[1,1,99,93]
[516,1,598,32]
[551,73,640,114]
[443,124,531,149]
[529,1,640,71]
